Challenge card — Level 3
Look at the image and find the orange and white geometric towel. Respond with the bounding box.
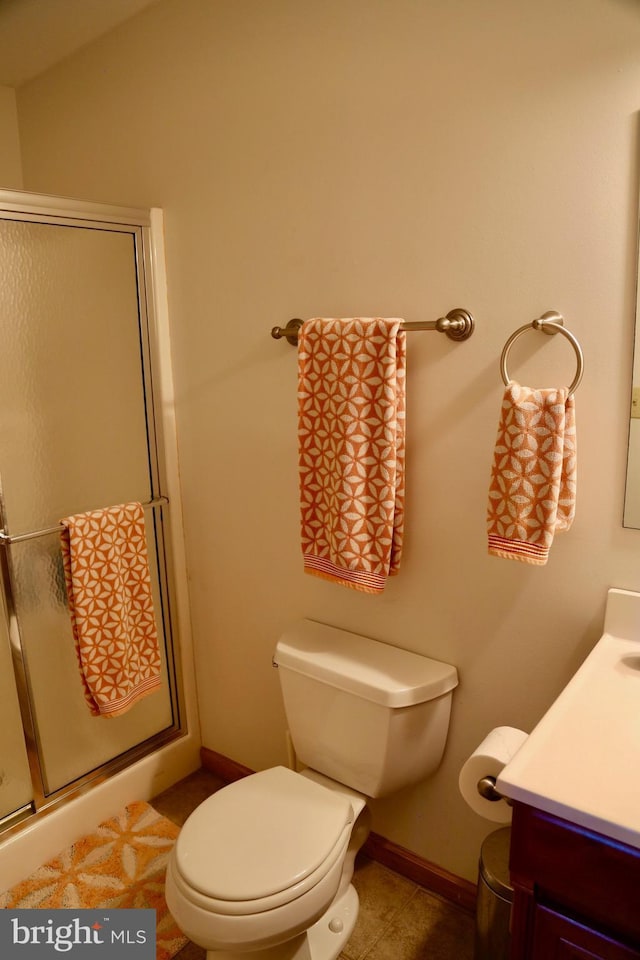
[298,318,406,594]
[487,382,577,565]
[60,502,162,717]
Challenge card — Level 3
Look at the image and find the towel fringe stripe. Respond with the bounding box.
[487,535,549,566]
[303,555,387,594]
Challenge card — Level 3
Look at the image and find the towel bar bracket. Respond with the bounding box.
[437,307,475,341]
[271,318,303,345]
[271,308,475,346]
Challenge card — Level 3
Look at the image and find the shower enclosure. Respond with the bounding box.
[0,191,185,839]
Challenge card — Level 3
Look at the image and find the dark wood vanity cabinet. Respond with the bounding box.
[508,803,640,960]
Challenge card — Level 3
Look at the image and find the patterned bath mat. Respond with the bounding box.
[0,800,187,960]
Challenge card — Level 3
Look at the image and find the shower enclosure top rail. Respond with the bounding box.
[0,496,168,545]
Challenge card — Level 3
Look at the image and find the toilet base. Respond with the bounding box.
[205,884,359,960]
[307,882,359,960]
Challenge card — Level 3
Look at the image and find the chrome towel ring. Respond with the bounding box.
[500,310,584,396]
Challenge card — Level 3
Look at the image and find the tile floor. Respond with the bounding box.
[152,770,476,960]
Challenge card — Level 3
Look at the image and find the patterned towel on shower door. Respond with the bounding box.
[60,502,162,717]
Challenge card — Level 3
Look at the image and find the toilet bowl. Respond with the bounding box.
[165,766,367,959]
[166,620,458,960]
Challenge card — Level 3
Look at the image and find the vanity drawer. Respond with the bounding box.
[533,905,640,959]
[510,804,640,945]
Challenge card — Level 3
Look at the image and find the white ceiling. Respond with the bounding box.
[0,0,159,87]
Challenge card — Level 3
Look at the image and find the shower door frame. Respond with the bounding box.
[0,190,187,839]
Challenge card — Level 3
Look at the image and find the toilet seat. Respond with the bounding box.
[166,824,352,953]
[172,766,354,915]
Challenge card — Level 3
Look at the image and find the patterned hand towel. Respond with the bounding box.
[60,502,162,717]
[298,318,406,594]
[487,382,577,565]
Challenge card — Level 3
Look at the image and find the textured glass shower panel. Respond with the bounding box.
[0,597,33,820]
[0,217,174,796]
[0,220,150,528]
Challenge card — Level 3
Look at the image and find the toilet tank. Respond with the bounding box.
[273,620,458,798]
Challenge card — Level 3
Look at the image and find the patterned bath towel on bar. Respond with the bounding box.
[487,382,577,565]
[60,502,162,717]
[298,318,406,594]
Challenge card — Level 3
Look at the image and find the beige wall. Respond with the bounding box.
[15,0,640,881]
[0,85,22,187]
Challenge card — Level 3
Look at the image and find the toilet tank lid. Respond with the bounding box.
[274,620,458,707]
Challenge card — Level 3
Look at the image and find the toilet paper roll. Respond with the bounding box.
[458,726,528,823]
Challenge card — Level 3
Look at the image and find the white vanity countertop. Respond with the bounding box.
[497,588,640,850]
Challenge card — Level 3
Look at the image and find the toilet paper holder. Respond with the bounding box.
[477,776,512,805]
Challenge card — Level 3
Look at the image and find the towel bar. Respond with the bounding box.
[0,495,169,546]
[500,311,584,396]
[271,308,475,345]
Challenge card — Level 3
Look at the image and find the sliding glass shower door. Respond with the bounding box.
[0,201,181,830]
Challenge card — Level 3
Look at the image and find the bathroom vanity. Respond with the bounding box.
[496,588,640,960]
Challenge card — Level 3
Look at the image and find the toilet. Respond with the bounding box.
[165,620,458,960]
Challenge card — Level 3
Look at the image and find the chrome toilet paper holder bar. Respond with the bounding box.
[477,776,512,805]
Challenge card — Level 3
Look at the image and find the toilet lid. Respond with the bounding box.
[174,767,354,903]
